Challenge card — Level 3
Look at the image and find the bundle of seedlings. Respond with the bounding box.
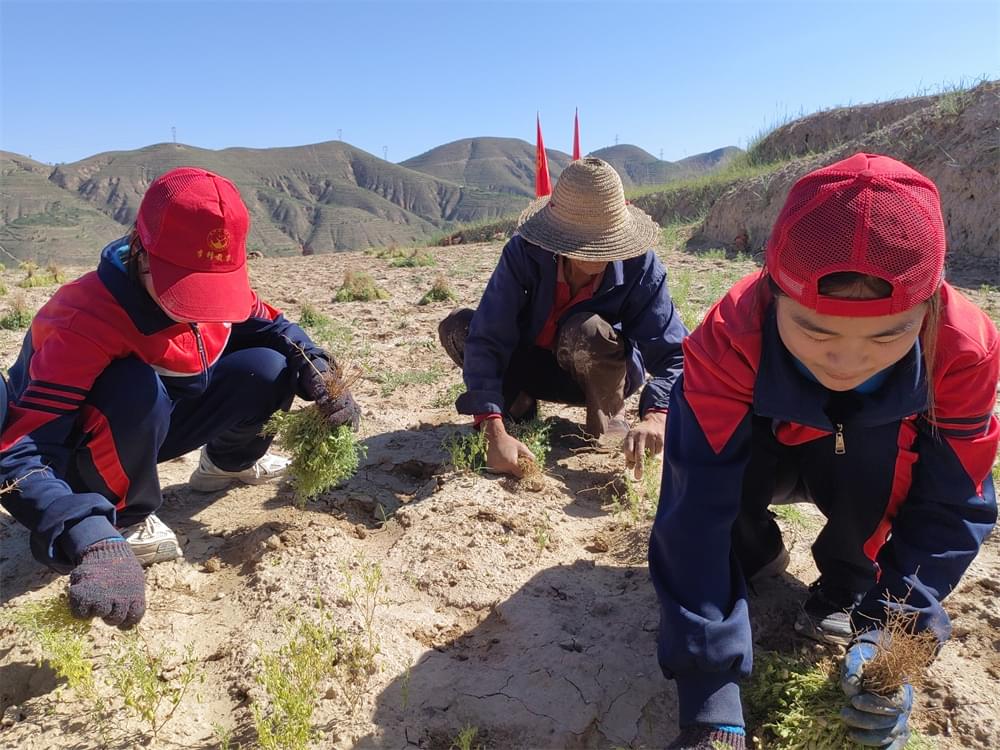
[264,361,365,504]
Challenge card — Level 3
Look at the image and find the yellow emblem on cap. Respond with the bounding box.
[207,228,232,252]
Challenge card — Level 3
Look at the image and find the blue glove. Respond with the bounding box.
[840,637,913,749]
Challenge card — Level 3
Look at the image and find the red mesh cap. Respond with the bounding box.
[136,167,253,322]
[765,153,945,317]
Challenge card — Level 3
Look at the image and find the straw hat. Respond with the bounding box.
[516,157,659,261]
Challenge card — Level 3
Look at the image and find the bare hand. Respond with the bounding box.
[624,412,667,480]
[483,421,536,477]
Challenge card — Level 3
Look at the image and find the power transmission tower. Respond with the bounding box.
[383,146,388,161]
[171,126,177,144]
[337,129,342,141]
[615,134,619,145]
[659,148,664,160]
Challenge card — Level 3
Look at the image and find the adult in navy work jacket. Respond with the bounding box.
[651,154,999,750]
[0,168,359,628]
[438,158,687,478]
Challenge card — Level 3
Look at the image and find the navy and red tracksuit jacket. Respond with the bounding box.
[649,273,999,728]
[0,239,324,570]
[455,234,688,417]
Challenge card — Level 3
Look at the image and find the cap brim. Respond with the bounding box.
[516,197,659,261]
[148,254,253,323]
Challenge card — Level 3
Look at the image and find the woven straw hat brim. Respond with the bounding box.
[516,196,659,261]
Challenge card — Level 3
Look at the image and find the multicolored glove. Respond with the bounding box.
[297,355,360,430]
[840,637,913,749]
[668,725,746,749]
[68,539,146,628]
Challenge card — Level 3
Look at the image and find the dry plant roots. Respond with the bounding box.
[862,609,938,696]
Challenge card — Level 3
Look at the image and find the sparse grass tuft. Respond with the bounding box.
[377,366,443,396]
[108,631,200,739]
[508,418,552,469]
[419,275,457,305]
[450,725,483,750]
[334,271,389,302]
[297,304,353,360]
[17,260,62,288]
[774,504,810,528]
[389,249,435,268]
[608,455,661,526]
[0,294,34,329]
[252,611,343,750]
[434,381,466,408]
[9,595,98,701]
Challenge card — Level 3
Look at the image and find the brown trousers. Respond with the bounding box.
[438,308,627,435]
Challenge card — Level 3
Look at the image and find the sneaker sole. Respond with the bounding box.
[188,472,282,492]
[793,612,853,646]
[130,540,182,567]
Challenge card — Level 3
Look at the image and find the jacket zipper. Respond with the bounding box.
[834,423,846,455]
[190,323,209,389]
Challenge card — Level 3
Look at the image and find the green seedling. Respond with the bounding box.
[434,381,466,408]
[444,429,489,473]
[389,249,435,268]
[108,631,199,739]
[609,454,662,526]
[377,367,443,396]
[450,724,483,750]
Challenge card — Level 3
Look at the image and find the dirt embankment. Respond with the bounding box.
[692,82,999,284]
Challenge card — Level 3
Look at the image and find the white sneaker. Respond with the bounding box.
[187,447,291,492]
[120,513,181,567]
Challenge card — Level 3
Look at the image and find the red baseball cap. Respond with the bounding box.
[766,153,946,317]
[136,167,253,322]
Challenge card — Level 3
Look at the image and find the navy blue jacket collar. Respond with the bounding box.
[753,305,928,431]
[96,239,177,336]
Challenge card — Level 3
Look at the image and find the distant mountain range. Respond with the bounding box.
[0,137,739,262]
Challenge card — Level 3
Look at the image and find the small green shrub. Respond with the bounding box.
[252,612,344,750]
[17,260,61,288]
[609,455,662,526]
[10,595,98,701]
[298,304,353,359]
[773,504,809,528]
[0,295,34,330]
[444,429,489,473]
[264,407,366,503]
[333,271,389,302]
[419,275,457,305]
[108,631,199,738]
[508,418,552,469]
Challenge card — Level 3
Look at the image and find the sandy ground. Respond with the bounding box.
[0,242,997,749]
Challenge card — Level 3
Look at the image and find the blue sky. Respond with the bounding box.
[1,0,997,165]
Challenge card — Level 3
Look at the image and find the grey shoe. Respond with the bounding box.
[793,580,858,646]
[120,513,181,567]
[188,448,291,492]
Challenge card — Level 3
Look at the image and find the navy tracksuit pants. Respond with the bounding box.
[62,347,296,527]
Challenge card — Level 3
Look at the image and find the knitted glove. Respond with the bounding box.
[668,725,746,749]
[297,356,360,430]
[841,636,913,749]
[68,539,146,628]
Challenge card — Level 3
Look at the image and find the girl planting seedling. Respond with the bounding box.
[649,153,998,749]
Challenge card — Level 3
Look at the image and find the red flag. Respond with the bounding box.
[535,113,552,197]
[572,108,581,160]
